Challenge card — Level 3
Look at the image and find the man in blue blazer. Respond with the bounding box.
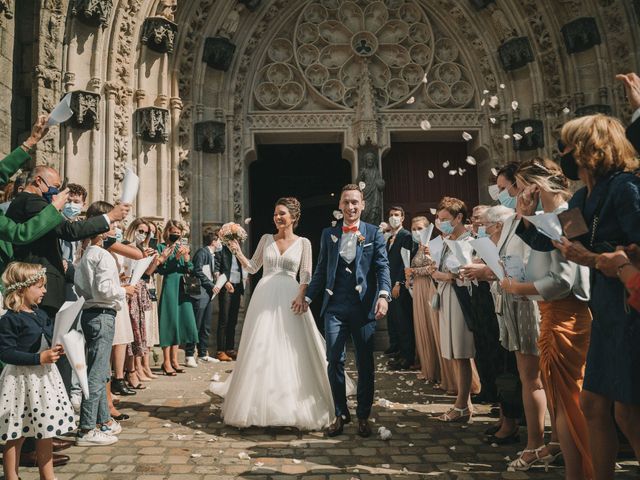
[303,183,391,437]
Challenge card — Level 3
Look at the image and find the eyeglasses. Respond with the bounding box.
[137,229,149,235]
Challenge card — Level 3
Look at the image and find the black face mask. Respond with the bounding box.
[168,233,180,243]
[558,140,580,181]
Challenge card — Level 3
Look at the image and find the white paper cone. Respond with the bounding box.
[469,237,504,281]
[52,297,85,346]
[523,213,563,242]
[61,330,89,399]
[120,168,140,204]
[210,274,228,300]
[129,256,155,285]
[47,93,73,126]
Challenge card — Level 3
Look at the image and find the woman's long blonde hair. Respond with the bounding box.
[561,114,638,179]
[516,157,571,200]
[2,262,47,311]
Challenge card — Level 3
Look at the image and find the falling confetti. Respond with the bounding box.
[503,134,511,140]
[330,234,338,243]
[563,107,571,114]
[499,83,506,89]
[442,160,450,168]
[422,73,428,83]
[355,285,363,293]
[465,156,477,165]
[489,95,499,108]
[331,221,337,227]
[244,218,252,225]
[462,131,473,141]
[449,170,458,176]
[358,181,366,190]
[480,98,486,106]
[511,100,519,111]
[450,446,457,451]
[325,289,334,296]
[491,167,499,176]
[420,119,431,130]
[427,170,435,179]
[513,133,523,141]
[406,96,415,105]
[524,126,533,134]
[333,210,343,220]
[458,168,466,175]
[482,89,489,95]
[489,117,497,124]
[430,208,437,215]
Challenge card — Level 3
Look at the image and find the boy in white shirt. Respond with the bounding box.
[74,201,137,446]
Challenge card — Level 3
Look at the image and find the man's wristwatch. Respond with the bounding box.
[378,293,391,301]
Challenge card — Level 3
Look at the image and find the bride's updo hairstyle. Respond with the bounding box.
[275,197,301,228]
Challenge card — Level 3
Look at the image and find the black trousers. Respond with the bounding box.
[389,287,415,363]
[217,284,242,352]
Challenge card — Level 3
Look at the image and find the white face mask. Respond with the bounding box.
[135,233,147,245]
[412,229,429,245]
[388,216,402,229]
[488,184,500,201]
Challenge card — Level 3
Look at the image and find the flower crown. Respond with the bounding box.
[4,268,47,293]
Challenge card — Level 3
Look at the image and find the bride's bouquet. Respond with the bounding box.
[218,222,248,246]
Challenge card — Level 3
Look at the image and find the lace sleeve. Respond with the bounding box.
[299,238,313,285]
[243,234,268,274]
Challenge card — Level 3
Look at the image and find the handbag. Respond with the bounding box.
[181,273,201,296]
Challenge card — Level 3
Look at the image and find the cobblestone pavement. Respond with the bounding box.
[13,353,639,480]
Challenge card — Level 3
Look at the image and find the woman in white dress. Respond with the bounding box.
[209,197,347,430]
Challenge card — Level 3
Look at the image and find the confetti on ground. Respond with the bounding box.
[163,423,171,428]
[292,459,302,464]
[191,453,202,458]
[377,398,393,408]
[255,461,264,467]
[465,156,476,165]
[238,452,251,460]
[422,74,428,83]
[462,131,472,141]
[211,373,220,382]
[378,426,392,440]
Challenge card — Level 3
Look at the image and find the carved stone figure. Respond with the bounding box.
[141,16,178,54]
[71,0,113,28]
[194,121,226,153]
[202,36,236,71]
[487,5,516,42]
[218,4,242,39]
[70,90,101,130]
[357,151,385,225]
[498,36,534,71]
[155,0,177,22]
[135,107,169,144]
[0,0,13,19]
[561,17,601,54]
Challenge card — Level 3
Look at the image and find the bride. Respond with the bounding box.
[209,197,350,430]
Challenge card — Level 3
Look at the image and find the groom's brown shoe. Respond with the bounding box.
[326,413,351,437]
[357,418,372,438]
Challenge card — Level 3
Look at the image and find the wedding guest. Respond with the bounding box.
[152,220,198,374]
[386,206,416,370]
[185,228,221,366]
[432,197,477,422]
[505,158,593,477]
[595,244,640,312]
[140,219,160,378]
[521,114,640,477]
[616,73,640,152]
[0,262,76,480]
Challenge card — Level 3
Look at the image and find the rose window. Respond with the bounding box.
[293,0,435,109]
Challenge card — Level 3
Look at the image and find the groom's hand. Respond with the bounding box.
[291,297,308,315]
[374,298,388,320]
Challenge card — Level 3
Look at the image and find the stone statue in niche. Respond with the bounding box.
[194,121,225,154]
[135,107,169,144]
[141,16,178,54]
[498,37,534,71]
[203,36,237,71]
[487,4,516,42]
[70,91,100,130]
[0,0,13,19]
[357,150,385,225]
[156,0,177,22]
[218,4,242,39]
[71,0,113,28]
[561,17,601,54]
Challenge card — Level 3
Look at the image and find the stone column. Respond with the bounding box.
[170,97,183,220]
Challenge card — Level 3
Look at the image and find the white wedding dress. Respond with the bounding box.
[209,234,349,430]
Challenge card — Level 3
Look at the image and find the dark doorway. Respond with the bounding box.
[249,144,352,324]
[382,142,479,225]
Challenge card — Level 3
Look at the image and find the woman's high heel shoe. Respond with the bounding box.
[161,365,177,376]
[171,364,185,373]
[539,442,563,472]
[437,406,472,423]
[125,371,147,390]
[507,445,545,471]
[111,378,136,396]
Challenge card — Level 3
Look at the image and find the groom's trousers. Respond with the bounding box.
[325,302,376,420]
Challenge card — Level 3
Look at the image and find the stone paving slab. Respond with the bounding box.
[9,353,639,479]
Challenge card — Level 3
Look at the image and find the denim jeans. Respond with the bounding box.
[186,295,214,357]
[79,311,115,431]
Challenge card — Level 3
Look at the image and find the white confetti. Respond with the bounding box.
[396,423,406,428]
[377,398,393,408]
[465,155,477,165]
[381,463,391,468]
[480,98,486,106]
[358,181,366,190]
[503,134,511,140]
[330,234,338,243]
[211,373,220,382]
[482,89,489,95]
[513,133,523,141]
[409,443,414,447]
[491,167,499,176]
[449,446,457,451]
[293,459,302,464]
[238,452,251,460]
[420,119,431,130]
[378,426,392,440]
[489,95,499,108]
[406,96,415,105]
[333,210,343,220]
[331,221,337,227]
[427,170,435,179]
[255,462,264,467]
[489,117,497,124]
[244,218,252,224]
[345,267,352,273]
[405,380,414,386]
[422,73,428,83]
[500,83,506,89]
[430,208,437,215]
[458,168,466,175]
[191,453,202,458]
[442,160,450,168]
[563,107,571,114]
[462,131,473,141]
[491,443,498,448]
[524,126,533,134]
[163,423,171,428]
[355,285,363,293]
[511,100,519,111]
[449,170,458,176]
[325,289,334,296]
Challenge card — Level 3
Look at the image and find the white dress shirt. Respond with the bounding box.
[339,221,360,264]
[229,255,242,284]
[632,107,640,124]
[74,245,126,310]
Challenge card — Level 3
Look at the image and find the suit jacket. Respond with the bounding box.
[307,220,391,320]
[386,228,416,287]
[6,192,110,310]
[217,246,244,295]
[627,115,640,154]
[0,148,65,274]
[191,246,220,298]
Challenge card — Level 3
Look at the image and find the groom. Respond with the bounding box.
[303,183,391,437]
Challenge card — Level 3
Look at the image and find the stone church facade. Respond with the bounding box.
[0,0,639,245]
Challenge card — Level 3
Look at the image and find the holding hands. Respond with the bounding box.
[291,295,308,315]
[40,344,64,364]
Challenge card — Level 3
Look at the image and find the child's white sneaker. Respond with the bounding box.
[76,428,118,446]
[100,419,122,435]
[185,356,198,368]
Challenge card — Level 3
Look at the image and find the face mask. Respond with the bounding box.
[114,228,123,243]
[477,226,488,238]
[103,236,116,250]
[436,220,454,235]
[135,233,147,245]
[388,216,402,229]
[498,189,517,209]
[40,178,59,204]
[382,232,393,242]
[536,199,544,212]
[412,229,429,245]
[214,244,223,252]
[488,184,500,201]
[62,202,82,218]
[558,141,580,181]
[168,233,180,243]
[412,231,422,243]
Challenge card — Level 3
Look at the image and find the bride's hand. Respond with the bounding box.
[228,239,241,255]
[291,295,308,315]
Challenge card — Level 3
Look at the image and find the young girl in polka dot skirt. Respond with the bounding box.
[0,262,75,480]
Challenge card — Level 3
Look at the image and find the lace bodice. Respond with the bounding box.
[244,234,313,284]
[410,246,435,277]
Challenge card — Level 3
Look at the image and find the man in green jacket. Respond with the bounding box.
[0,115,69,274]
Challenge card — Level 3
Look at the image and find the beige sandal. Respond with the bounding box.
[508,445,545,471]
[437,406,471,423]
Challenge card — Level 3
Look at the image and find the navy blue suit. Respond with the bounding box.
[307,221,391,419]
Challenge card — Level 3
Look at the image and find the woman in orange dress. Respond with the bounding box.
[502,158,593,477]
